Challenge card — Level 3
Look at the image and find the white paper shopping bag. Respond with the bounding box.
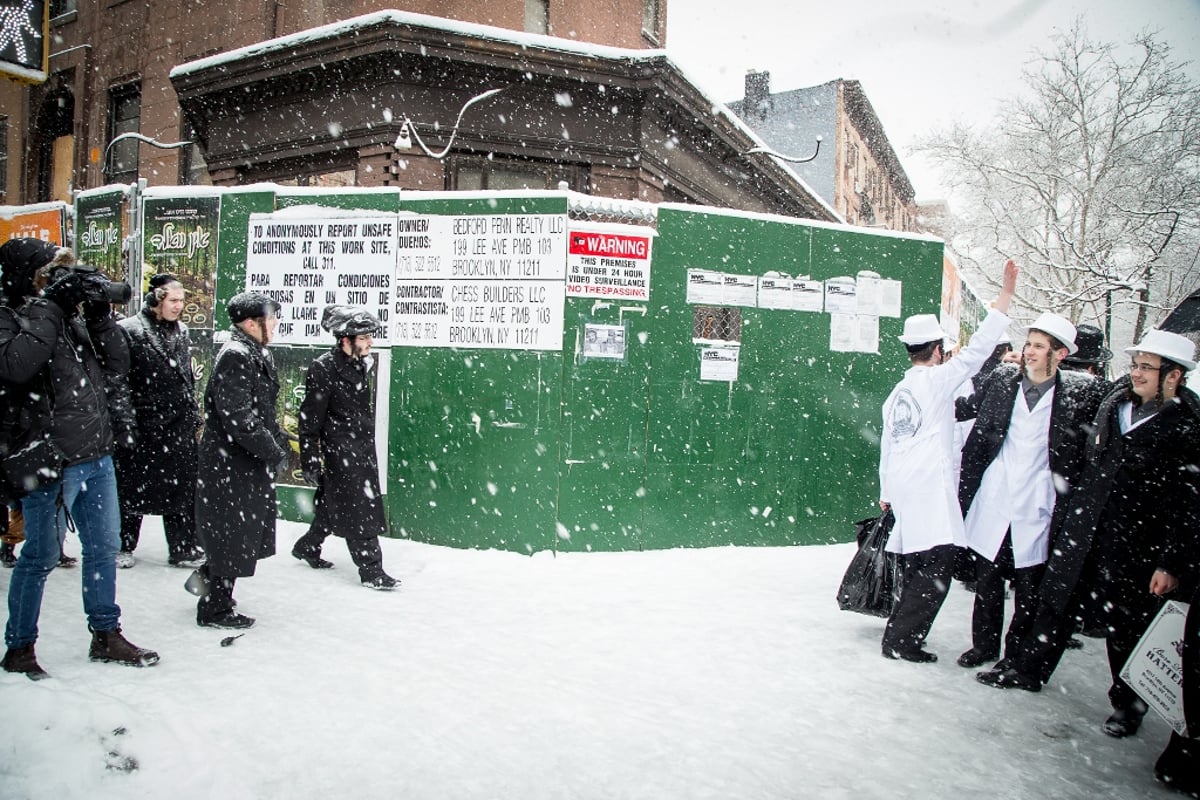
[1119,600,1190,736]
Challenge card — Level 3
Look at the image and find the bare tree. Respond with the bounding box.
[917,21,1200,345]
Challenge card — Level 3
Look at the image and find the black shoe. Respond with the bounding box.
[976,667,1041,692]
[292,549,334,569]
[1065,636,1084,650]
[362,573,398,591]
[957,648,999,668]
[57,552,78,568]
[883,646,937,663]
[0,542,15,568]
[1102,707,1145,738]
[197,612,256,630]
[88,628,159,667]
[1,643,49,680]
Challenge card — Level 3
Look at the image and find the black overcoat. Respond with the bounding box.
[195,327,287,577]
[1038,381,1200,614]
[299,347,385,540]
[957,365,1103,534]
[115,307,200,513]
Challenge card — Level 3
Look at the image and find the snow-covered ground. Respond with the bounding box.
[0,518,1182,800]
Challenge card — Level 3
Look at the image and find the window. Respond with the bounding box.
[0,116,7,201]
[106,83,141,184]
[451,155,586,192]
[276,169,356,188]
[50,0,78,18]
[180,119,210,186]
[642,0,660,42]
[524,0,548,35]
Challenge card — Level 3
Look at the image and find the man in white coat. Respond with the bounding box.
[878,259,1017,662]
[954,313,1100,669]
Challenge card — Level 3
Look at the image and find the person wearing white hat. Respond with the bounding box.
[978,329,1200,741]
[878,259,1018,663]
[953,313,1102,669]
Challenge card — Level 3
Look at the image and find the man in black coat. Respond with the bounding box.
[0,238,157,678]
[291,306,397,590]
[115,274,204,568]
[191,292,288,629]
[978,330,1200,741]
[1154,579,1199,794]
[954,313,1101,669]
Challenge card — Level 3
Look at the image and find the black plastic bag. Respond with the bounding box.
[836,511,901,617]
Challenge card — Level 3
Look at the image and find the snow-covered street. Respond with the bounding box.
[0,518,1182,799]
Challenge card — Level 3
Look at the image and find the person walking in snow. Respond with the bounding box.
[953,313,1100,669]
[114,274,205,569]
[290,306,397,590]
[977,330,1200,741]
[0,238,158,679]
[191,292,289,629]
[877,259,1017,663]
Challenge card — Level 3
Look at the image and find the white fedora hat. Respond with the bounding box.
[898,314,947,345]
[1018,312,1078,355]
[1124,329,1197,370]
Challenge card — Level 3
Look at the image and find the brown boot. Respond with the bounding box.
[88,628,160,668]
[1,643,50,680]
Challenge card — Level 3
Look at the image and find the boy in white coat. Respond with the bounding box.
[878,260,1017,662]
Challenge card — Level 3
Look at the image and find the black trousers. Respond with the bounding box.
[882,544,956,654]
[196,565,237,622]
[120,508,200,561]
[971,533,1046,660]
[293,523,385,581]
[1100,576,1163,714]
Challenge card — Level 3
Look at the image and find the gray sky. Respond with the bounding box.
[666,0,1200,203]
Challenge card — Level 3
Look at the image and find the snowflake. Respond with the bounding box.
[0,1,40,65]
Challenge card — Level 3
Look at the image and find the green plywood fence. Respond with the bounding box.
[145,186,944,553]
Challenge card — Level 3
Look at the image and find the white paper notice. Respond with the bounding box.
[830,313,879,353]
[824,277,858,314]
[699,347,739,382]
[880,279,902,318]
[830,313,855,352]
[393,213,568,351]
[856,274,882,316]
[792,279,825,312]
[246,214,398,346]
[720,274,758,307]
[686,270,724,304]
[757,276,793,310]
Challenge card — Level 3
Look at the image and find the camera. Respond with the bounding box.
[50,264,133,305]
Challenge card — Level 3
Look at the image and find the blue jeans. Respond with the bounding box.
[5,456,121,648]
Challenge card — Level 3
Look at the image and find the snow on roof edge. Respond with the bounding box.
[170,10,666,79]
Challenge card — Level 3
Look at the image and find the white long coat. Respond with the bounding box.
[879,309,1011,555]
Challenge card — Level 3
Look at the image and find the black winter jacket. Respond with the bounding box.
[0,299,130,471]
[299,347,386,540]
[115,307,201,513]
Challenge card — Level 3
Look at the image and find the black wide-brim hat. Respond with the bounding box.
[1062,323,1112,366]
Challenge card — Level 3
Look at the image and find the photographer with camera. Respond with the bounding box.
[0,238,157,680]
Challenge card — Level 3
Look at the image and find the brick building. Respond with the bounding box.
[728,72,917,231]
[1,1,837,222]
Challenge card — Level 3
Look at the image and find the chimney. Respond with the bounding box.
[745,70,771,120]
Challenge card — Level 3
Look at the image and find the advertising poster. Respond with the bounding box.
[566,222,653,301]
[75,188,127,282]
[0,201,67,246]
[392,212,568,351]
[246,214,398,346]
[142,194,221,329]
